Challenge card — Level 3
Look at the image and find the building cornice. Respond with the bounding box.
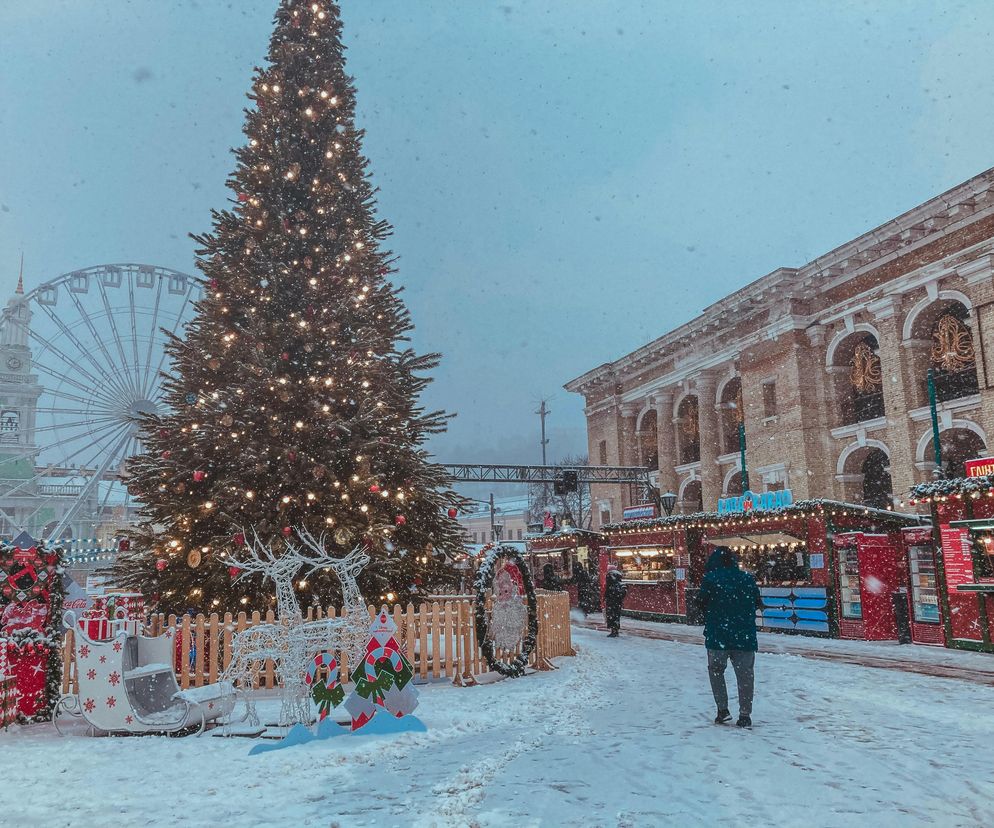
[564,167,994,399]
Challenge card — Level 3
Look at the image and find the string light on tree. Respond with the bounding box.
[113,0,466,613]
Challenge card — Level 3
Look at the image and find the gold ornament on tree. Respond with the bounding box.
[850,342,882,394]
[931,313,975,372]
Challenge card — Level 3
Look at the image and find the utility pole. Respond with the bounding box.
[489,492,496,542]
[536,399,551,513]
[536,400,550,465]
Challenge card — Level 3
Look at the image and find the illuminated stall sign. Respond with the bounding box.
[623,503,658,521]
[964,456,994,478]
[717,489,793,515]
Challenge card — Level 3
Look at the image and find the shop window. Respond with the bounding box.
[737,542,806,586]
[599,507,611,526]
[762,382,777,419]
[838,549,862,619]
[598,440,608,466]
[908,545,939,623]
[613,547,676,582]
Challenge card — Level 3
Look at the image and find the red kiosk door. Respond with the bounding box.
[857,534,902,640]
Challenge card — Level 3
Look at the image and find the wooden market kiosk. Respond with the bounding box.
[525,529,604,607]
[602,494,927,641]
[910,473,994,653]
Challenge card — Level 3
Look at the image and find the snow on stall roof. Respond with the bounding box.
[602,499,928,533]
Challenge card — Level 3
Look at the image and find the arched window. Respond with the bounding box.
[0,410,19,444]
[922,427,986,479]
[676,396,700,465]
[929,306,978,403]
[719,378,743,455]
[829,331,884,425]
[680,479,703,513]
[724,470,744,497]
[861,449,892,510]
[838,443,893,509]
[638,409,658,470]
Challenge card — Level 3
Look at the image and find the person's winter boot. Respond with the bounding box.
[607,630,619,638]
[714,710,732,725]
[736,715,752,729]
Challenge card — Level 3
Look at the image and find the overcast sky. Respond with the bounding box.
[3,0,994,474]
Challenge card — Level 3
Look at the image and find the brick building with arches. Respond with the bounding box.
[567,168,994,526]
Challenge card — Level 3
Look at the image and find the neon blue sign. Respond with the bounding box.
[717,489,793,515]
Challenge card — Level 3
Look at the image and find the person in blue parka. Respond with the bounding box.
[695,547,762,728]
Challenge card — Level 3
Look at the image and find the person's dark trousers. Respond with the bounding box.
[707,649,755,716]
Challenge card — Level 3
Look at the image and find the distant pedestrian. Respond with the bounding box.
[695,547,762,728]
[542,563,564,592]
[604,567,627,637]
[573,563,599,616]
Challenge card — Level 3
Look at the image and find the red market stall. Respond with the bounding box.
[909,475,994,652]
[603,498,926,640]
[600,524,689,621]
[526,530,604,607]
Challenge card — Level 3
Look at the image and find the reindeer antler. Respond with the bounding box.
[294,525,370,576]
[223,526,302,581]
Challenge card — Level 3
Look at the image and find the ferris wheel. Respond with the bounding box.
[0,263,202,546]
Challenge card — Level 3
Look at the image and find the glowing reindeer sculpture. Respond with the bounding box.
[221,527,370,727]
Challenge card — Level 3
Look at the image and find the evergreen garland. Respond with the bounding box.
[474,545,538,678]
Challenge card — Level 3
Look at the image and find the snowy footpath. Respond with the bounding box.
[4,626,994,827]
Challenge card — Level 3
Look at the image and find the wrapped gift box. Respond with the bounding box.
[78,616,112,640]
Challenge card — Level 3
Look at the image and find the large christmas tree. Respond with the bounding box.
[114,0,465,614]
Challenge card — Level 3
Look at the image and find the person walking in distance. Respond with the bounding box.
[604,567,627,637]
[696,547,762,728]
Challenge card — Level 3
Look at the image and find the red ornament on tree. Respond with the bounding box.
[193,470,206,482]
[232,532,245,546]
[288,451,297,462]
[447,508,458,519]
[282,526,293,537]
[155,558,168,572]
[209,279,219,289]
[161,451,171,460]
[281,352,290,361]
[228,566,241,579]
[158,428,170,439]
[237,192,249,203]
[369,484,380,493]
[394,514,407,526]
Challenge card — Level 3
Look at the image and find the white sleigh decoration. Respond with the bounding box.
[57,612,235,736]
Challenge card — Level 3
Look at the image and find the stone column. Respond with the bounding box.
[869,295,917,503]
[695,373,721,509]
[618,405,639,508]
[653,390,678,498]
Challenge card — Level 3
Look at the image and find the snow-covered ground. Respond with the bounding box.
[4,625,994,827]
